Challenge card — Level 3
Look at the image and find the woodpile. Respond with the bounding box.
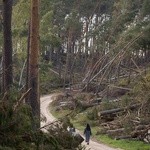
[97,103,150,143]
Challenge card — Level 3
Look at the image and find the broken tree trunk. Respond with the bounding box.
[106,128,125,137]
[107,128,125,134]
[98,104,140,117]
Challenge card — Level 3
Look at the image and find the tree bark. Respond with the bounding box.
[99,104,140,116]
[3,0,13,92]
[64,28,72,89]
[29,0,40,129]
[25,21,30,103]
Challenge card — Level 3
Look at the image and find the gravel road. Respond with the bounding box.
[40,94,122,150]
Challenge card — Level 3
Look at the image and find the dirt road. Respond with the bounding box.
[40,94,122,150]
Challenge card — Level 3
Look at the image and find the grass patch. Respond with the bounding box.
[49,104,71,119]
[99,135,150,150]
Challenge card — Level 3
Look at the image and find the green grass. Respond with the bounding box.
[49,104,150,150]
[49,104,71,119]
[99,135,150,150]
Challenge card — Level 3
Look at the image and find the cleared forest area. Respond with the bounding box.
[0,0,150,149]
[47,0,150,147]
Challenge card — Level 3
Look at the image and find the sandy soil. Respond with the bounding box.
[40,94,122,150]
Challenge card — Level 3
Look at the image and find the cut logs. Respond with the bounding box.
[98,104,140,121]
[98,103,150,143]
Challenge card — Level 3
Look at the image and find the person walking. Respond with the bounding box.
[84,123,92,145]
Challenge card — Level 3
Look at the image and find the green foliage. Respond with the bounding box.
[40,10,61,47]
[0,90,32,149]
[74,114,88,126]
[64,9,82,39]
[12,0,30,28]
[0,146,15,150]
[47,121,81,150]
[40,62,64,94]
[0,88,83,149]
[12,0,30,39]
[100,100,117,110]
[141,0,150,17]
[87,107,98,121]
[118,78,129,87]
[132,73,150,100]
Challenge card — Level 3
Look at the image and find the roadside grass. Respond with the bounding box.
[49,104,71,119]
[49,104,150,150]
[98,135,150,150]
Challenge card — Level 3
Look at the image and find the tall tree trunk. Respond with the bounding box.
[3,0,13,92]
[64,29,72,89]
[26,21,30,103]
[29,0,40,129]
[58,46,62,77]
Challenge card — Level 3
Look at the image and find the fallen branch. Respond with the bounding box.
[39,120,59,131]
[98,104,140,116]
[13,88,31,112]
[108,85,132,91]
[107,128,125,134]
[40,111,74,131]
[1,92,7,101]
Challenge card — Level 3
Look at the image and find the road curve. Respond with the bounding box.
[40,94,122,150]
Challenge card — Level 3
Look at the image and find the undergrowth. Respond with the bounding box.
[50,72,150,150]
[0,87,83,150]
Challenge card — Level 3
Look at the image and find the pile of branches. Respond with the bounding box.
[87,67,150,143]
[98,102,150,143]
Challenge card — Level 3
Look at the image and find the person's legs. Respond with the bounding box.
[85,132,90,144]
[86,136,90,145]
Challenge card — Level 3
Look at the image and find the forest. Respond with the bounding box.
[0,0,150,150]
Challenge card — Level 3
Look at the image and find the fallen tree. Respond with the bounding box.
[98,104,140,121]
